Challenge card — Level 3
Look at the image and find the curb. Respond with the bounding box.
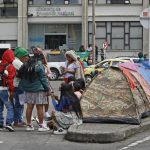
[65,118,150,143]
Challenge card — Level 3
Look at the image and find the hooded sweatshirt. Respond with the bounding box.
[0,49,16,92]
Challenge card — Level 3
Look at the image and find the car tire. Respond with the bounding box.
[85,75,92,84]
[50,68,59,80]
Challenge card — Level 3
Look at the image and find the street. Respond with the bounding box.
[0,81,150,150]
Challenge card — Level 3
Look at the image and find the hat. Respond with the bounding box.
[65,50,77,61]
[14,47,28,58]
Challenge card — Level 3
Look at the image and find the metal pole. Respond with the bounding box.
[92,0,96,65]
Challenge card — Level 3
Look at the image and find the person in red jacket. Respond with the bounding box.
[0,49,16,131]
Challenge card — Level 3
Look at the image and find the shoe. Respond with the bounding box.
[5,125,15,132]
[38,125,49,132]
[26,125,34,131]
[53,128,67,135]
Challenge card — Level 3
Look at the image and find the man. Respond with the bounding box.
[0,49,16,131]
[13,47,29,127]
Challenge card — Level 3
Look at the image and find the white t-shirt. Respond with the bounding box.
[64,61,77,78]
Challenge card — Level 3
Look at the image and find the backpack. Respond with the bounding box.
[0,63,9,86]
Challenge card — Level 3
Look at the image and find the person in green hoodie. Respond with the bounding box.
[18,52,51,132]
[13,47,29,127]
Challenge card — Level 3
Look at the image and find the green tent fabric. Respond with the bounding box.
[81,67,150,125]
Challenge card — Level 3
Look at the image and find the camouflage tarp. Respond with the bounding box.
[81,68,150,125]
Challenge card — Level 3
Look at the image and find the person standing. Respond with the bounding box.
[13,47,29,127]
[18,54,51,132]
[62,50,85,83]
[0,49,16,131]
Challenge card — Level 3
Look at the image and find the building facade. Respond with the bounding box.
[0,0,149,58]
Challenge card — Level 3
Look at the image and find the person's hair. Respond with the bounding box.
[68,76,76,83]
[72,81,81,92]
[60,83,83,118]
[17,57,37,82]
[76,78,85,90]
[138,52,143,59]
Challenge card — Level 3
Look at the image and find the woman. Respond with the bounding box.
[49,83,83,134]
[33,48,53,121]
[62,50,85,83]
[18,55,51,132]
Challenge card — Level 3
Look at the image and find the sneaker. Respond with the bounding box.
[26,125,34,131]
[5,125,15,132]
[38,125,49,132]
[53,128,67,135]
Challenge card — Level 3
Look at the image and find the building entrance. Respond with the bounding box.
[45,35,66,49]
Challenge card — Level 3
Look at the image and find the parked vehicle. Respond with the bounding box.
[115,56,139,63]
[84,59,129,83]
[45,50,66,80]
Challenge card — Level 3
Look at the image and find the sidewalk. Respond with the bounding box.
[65,117,150,143]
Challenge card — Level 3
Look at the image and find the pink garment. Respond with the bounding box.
[119,62,140,72]
[74,91,82,100]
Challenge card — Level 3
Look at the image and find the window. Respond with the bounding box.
[88,21,143,50]
[0,7,18,16]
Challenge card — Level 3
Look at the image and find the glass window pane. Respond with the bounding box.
[51,0,64,5]
[89,22,92,33]
[112,39,124,49]
[125,34,129,44]
[130,0,142,4]
[112,22,124,26]
[125,22,129,33]
[70,0,81,4]
[130,39,142,50]
[107,22,111,33]
[130,22,141,26]
[97,0,106,4]
[112,27,124,38]
[68,24,82,50]
[33,0,46,4]
[96,22,106,26]
[89,34,92,44]
[96,27,106,38]
[130,27,142,38]
[28,24,45,49]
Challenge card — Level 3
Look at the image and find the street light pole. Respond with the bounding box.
[92,0,96,65]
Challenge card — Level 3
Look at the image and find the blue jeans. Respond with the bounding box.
[0,90,14,125]
[14,87,24,123]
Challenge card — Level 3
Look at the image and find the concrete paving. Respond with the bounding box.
[66,117,150,143]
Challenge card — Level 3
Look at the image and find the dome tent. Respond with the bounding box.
[81,66,150,125]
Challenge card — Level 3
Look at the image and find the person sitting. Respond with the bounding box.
[48,83,83,134]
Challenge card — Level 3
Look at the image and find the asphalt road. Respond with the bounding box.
[1,81,150,150]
